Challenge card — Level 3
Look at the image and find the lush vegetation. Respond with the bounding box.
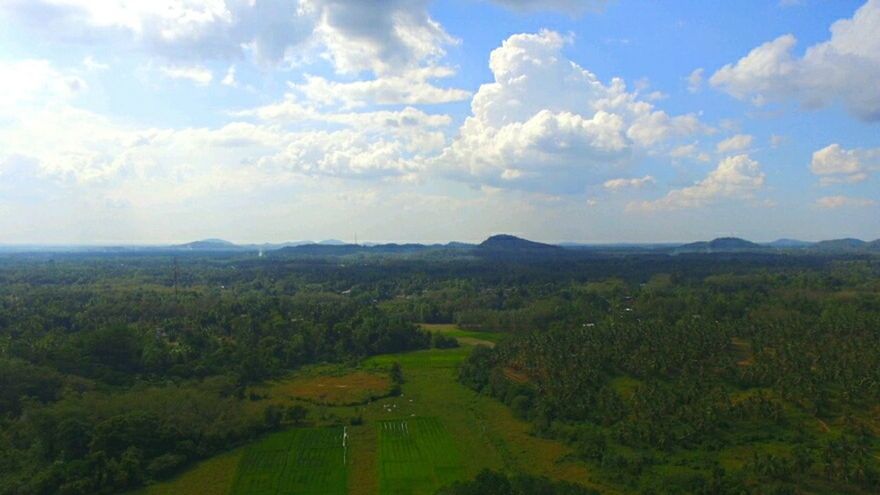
[437,469,598,495]
[0,251,878,494]
[378,417,462,494]
[459,260,880,493]
[0,256,429,494]
[230,427,346,495]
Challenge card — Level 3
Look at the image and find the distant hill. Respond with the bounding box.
[173,239,323,252]
[813,238,867,252]
[445,241,476,249]
[317,239,346,246]
[675,237,764,254]
[765,238,814,248]
[476,235,563,258]
[174,239,242,250]
[273,242,438,257]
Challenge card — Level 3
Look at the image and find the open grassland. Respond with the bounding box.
[130,325,606,495]
[377,418,462,495]
[231,427,347,495]
[251,367,392,406]
[419,323,503,347]
[131,447,244,495]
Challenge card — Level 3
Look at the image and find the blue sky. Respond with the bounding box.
[0,0,877,243]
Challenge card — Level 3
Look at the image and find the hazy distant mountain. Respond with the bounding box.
[174,239,241,250]
[274,242,440,257]
[765,238,814,248]
[813,238,867,252]
[675,237,764,254]
[317,239,346,246]
[477,235,562,255]
[445,241,476,249]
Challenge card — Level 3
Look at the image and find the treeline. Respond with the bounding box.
[436,469,598,495]
[1,288,428,388]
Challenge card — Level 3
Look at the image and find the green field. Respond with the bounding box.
[378,418,462,495]
[130,326,606,495]
[231,427,347,495]
[419,324,505,347]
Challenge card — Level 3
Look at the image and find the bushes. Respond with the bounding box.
[437,469,599,495]
[146,453,187,478]
[432,333,459,349]
[389,361,404,396]
[0,358,63,415]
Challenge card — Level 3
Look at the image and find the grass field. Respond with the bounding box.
[378,418,462,495]
[131,447,244,495]
[231,427,347,495]
[419,323,503,347]
[251,369,392,406]
[131,325,607,495]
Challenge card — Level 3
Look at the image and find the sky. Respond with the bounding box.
[0,0,878,244]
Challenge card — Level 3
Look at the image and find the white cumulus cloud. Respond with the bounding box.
[604,175,655,191]
[810,143,879,185]
[687,68,704,93]
[710,0,880,121]
[716,134,754,154]
[294,67,470,108]
[429,30,708,193]
[630,154,765,211]
[160,64,213,85]
[0,0,455,75]
[0,59,86,111]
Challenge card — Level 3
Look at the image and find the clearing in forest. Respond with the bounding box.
[231,427,347,495]
[419,323,502,347]
[253,369,393,406]
[377,417,462,495]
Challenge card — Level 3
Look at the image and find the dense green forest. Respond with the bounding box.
[0,251,878,493]
[458,259,880,493]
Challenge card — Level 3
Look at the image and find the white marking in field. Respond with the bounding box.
[343,427,348,464]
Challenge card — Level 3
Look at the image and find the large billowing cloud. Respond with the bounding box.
[630,154,765,211]
[0,101,453,209]
[0,0,454,74]
[302,0,455,75]
[428,30,706,193]
[0,0,469,111]
[0,0,301,63]
[710,0,880,121]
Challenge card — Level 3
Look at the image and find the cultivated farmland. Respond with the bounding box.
[231,427,347,495]
[378,417,462,495]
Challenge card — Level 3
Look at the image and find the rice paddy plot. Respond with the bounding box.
[378,417,463,495]
[231,427,347,495]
